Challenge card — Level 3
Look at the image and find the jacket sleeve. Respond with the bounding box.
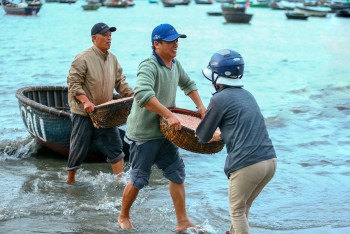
[196,99,223,143]
[67,55,87,99]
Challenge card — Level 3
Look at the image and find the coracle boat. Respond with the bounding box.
[2,0,42,15]
[223,12,253,23]
[15,86,131,162]
[285,11,309,20]
[82,2,101,10]
[335,8,350,17]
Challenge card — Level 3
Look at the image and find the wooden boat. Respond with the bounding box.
[221,3,246,13]
[207,11,223,16]
[335,8,350,17]
[15,86,130,162]
[223,12,253,23]
[161,0,176,7]
[174,0,190,5]
[285,11,309,20]
[2,0,42,15]
[294,6,330,17]
[104,0,128,7]
[58,0,76,3]
[82,2,101,10]
[194,0,213,4]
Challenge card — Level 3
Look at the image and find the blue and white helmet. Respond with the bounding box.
[202,49,244,87]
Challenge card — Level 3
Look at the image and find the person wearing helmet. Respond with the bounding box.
[196,49,277,234]
[117,23,206,233]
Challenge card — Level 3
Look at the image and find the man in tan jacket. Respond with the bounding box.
[66,22,134,184]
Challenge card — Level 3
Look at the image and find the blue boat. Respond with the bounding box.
[15,86,130,162]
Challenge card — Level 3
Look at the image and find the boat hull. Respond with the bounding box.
[82,3,101,10]
[16,86,129,162]
[295,6,329,17]
[2,5,41,15]
[286,11,309,20]
[223,12,253,23]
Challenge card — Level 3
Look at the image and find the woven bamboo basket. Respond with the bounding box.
[159,108,224,154]
[89,97,133,128]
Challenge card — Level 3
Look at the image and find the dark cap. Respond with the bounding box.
[151,23,187,43]
[91,22,116,36]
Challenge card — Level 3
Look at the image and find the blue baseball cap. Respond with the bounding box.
[151,23,187,43]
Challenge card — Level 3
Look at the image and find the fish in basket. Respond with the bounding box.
[159,108,224,154]
[89,97,133,128]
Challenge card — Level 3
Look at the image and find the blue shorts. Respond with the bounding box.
[125,136,185,190]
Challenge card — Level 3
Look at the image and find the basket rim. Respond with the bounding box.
[161,107,201,133]
[93,96,133,111]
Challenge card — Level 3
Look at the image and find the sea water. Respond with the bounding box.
[0,1,350,233]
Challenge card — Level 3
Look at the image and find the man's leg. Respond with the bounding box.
[111,159,124,178]
[169,182,195,233]
[118,182,139,229]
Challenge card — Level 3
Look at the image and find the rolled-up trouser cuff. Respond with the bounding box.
[108,152,125,164]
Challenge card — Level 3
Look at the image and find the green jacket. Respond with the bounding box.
[126,54,197,141]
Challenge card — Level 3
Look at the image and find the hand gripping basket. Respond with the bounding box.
[159,108,224,154]
[89,97,133,128]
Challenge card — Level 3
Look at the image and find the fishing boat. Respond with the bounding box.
[335,8,350,17]
[221,2,247,13]
[58,0,76,3]
[207,11,223,16]
[161,0,176,7]
[223,11,253,23]
[15,86,130,162]
[2,0,42,15]
[294,6,330,17]
[82,1,101,10]
[194,0,213,4]
[285,11,309,20]
[104,0,128,7]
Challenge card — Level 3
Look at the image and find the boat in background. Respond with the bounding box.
[104,0,128,7]
[294,5,330,17]
[221,2,247,13]
[161,0,176,7]
[286,10,310,20]
[15,86,130,162]
[82,0,101,10]
[2,0,42,15]
[194,0,213,4]
[335,8,350,16]
[223,11,253,23]
[58,0,76,3]
[250,0,269,8]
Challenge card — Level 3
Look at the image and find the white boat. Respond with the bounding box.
[294,6,331,17]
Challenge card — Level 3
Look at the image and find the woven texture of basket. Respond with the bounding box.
[159,108,224,154]
[89,97,133,128]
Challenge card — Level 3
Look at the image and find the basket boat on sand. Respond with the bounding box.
[89,97,133,128]
[159,108,224,154]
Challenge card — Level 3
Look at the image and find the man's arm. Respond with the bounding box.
[187,90,206,118]
[144,97,182,131]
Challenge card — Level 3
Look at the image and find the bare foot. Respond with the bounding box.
[175,220,196,233]
[118,215,133,229]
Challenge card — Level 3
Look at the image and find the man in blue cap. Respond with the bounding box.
[118,23,206,233]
